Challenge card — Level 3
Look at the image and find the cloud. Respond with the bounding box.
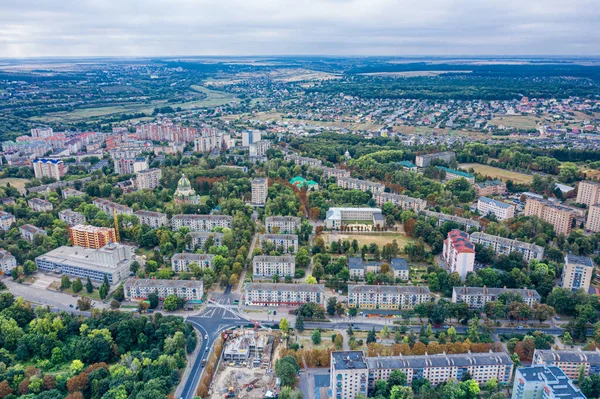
[0,0,598,57]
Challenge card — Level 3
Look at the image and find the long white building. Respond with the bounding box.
[348,285,430,310]
[124,279,203,302]
[186,232,224,250]
[244,282,325,306]
[260,234,299,253]
[325,207,384,229]
[470,232,544,263]
[252,255,295,278]
[452,286,541,308]
[337,177,385,194]
[477,197,515,220]
[171,253,214,273]
[171,214,232,232]
[373,192,427,212]
[265,216,301,234]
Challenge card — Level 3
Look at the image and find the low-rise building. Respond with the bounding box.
[0,211,16,231]
[251,177,268,206]
[171,214,232,232]
[135,168,162,190]
[397,160,418,172]
[322,167,350,180]
[186,232,224,250]
[422,210,481,230]
[475,180,507,196]
[289,176,319,191]
[348,285,430,310]
[477,197,515,220]
[260,234,299,253]
[0,249,17,274]
[532,348,600,380]
[244,282,325,306]
[265,216,301,234]
[373,192,427,212]
[512,365,586,399]
[28,198,53,212]
[325,207,384,229]
[252,255,295,278]
[284,154,322,167]
[35,243,134,284]
[442,230,475,281]
[415,151,456,167]
[470,232,544,263]
[62,188,86,199]
[69,225,117,249]
[171,253,214,273]
[331,351,369,399]
[19,224,47,242]
[93,198,133,216]
[337,177,385,194]
[437,166,475,184]
[348,257,409,281]
[452,286,541,308]
[58,210,86,226]
[562,254,594,292]
[524,198,576,235]
[134,210,168,228]
[124,279,203,301]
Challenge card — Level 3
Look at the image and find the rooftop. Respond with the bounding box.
[447,230,475,253]
[348,257,408,271]
[565,254,594,268]
[478,196,513,209]
[476,180,504,188]
[366,350,511,370]
[348,284,430,295]
[453,286,541,300]
[470,232,544,253]
[125,278,203,290]
[332,351,368,370]
[260,233,298,240]
[533,348,600,364]
[172,253,214,261]
[253,255,295,263]
[245,282,325,294]
[437,166,474,179]
[516,365,585,399]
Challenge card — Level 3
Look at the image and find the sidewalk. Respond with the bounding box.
[174,328,202,398]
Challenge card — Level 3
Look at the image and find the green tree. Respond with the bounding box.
[279,318,289,332]
[60,275,71,290]
[163,294,180,311]
[148,292,159,309]
[275,356,300,387]
[334,334,343,350]
[72,278,83,293]
[311,329,322,345]
[295,315,305,332]
[70,359,84,375]
[388,369,407,388]
[367,327,377,344]
[99,283,108,300]
[130,260,140,275]
[86,277,94,293]
[327,297,338,316]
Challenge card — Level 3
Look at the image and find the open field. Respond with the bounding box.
[322,232,420,250]
[459,163,534,184]
[392,125,490,139]
[360,70,472,77]
[0,177,28,194]
[489,115,541,130]
[190,85,239,106]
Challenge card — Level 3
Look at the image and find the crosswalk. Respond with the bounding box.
[197,297,242,320]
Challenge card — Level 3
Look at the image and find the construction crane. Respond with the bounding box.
[113,209,120,243]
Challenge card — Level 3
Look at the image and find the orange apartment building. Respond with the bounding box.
[69,224,117,249]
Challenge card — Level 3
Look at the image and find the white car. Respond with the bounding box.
[204,334,208,340]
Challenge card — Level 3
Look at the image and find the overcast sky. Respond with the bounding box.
[0,0,598,58]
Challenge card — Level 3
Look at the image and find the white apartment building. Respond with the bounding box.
[171,253,214,273]
[135,168,162,190]
[452,286,541,309]
[171,214,232,232]
[576,180,600,207]
[134,210,168,228]
[19,224,47,242]
[284,154,322,167]
[242,130,261,146]
[585,204,600,232]
[259,234,299,253]
[415,151,456,167]
[442,230,475,281]
[252,255,295,278]
[348,285,430,310]
[251,178,268,206]
[337,177,385,194]
[512,365,585,399]
[348,257,409,281]
[265,216,300,234]
[58,210,86,226]
[33,158,67,180]
[124,279,203,302]
[325,207,384,229]
[186,232,224,250]
[114,156,148,175]
[62,188,85,199]
[532,348,600,380]
[322,167,350,180]
[31,127,54,138]
[249,140,271,157]
[562,254,594,292]
[93,198,134,216]
[0,211,16,231]
[28,198,53,212]
[244,282,325,306]
[524,198,575,235]
[331,351,369,399]
[193,129,231,153]
[373,192,427,212]
[422,210,481,230]
[477,197,515,220]
[470,232,544,263]
[0,249,17,274]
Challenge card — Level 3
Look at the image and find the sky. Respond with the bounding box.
[0,0,598,58]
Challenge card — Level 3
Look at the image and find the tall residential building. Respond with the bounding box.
[325,207,384,229]
[33,158,67,180]
[337,177,385,194]
[373,192,427,212]
[532,349,600,379]
[470,232,544,263]
[244,283,325,306]
[135,168,162,190]
[249,140,271,157]
[524,198,575,235]
[348,257,409,281]
[260,234,298,253]
[134,210,168,228]
[0,249,17,274]
[477,197,515,220]
[135,122,197,143]
[585,204,600,232]
[415,151,456,167]
[242,130,262,146]
[69,225,117,249]
[93,198,133,216]
[348,285,430,310]
[124,279,203,301]
[331,351,369,399]
[193,129,231,153]
[576,180,600,207]
[442,230,475,281]
[114,156,148,175]
[31,127,54,138]
[512,365,585,399]
[265,216,300,234]
[0,211,16,231]
[171,253,214,273]
[35,243,134,283]
[252,255,295,278]
[58,210,86,226]
[475,180,507,196]
[452,286,541,309]
[251,178,268,206]
[171,214,232,232]
[561,254,594,292]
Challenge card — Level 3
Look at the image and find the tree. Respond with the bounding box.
[61,276,71,290]
[70,360,84,375]
[580,374,600,399]
[99,284,108,300]
[148,292,159,309]
[130,261,140,275]
[279,318,289,333]
[77,297,91,311]
[138,301,149,313]
[296,248,310,268]
[72,278,83,293]
[388,369,407,388]
[275,356,300,387]
[533,303,555,324]
[110,300,121,309]
[327,297,338,316]
[23,260,37,275]
[86,277,94,294]
[305,274,317,284]
[295,315,304,332]
[367,327,377,344]
[163,294,181,311]
[334,334,343,350]
[311,329,322,345]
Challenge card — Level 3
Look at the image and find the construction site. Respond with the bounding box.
[210,328,284,399]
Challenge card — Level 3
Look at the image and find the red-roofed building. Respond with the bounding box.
[442,229,475,281]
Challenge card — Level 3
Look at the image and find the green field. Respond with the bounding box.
[322,232,420,250]
[0,177,28,193]
[190,85,239,106]
[459,163,534,184]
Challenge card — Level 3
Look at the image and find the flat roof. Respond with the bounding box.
[366,350,511,370]
[565,254,594,268]
[349,284,430,295]
[245,282,325,294]
[478,196,513,209]
[332,351,368,370]
[125,278,203,290]
[453,286,540,299]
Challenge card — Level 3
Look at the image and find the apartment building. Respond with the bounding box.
[35,243,134,284]
[242,130,261,146]
[251,178,268,206]
[135,168,162,190]
[367,351,513,388]
[193,130,231,153]
[322,167,350,180]
[252,255,296,278]
[524,198,575,235]
[331,351,369,399]
[442,230,475,281]
[62,188,86,199]
[422,210,481,230]
[477,197,515,220]
[33,158,67,180]
[452,286,541,309]
[470,232,544,263]
[136,122,197,143]
[0,249,17,274]
[249,140,271,157]
[437,166,475,184]
[31,127,54,138]
[585,204,600,232]
[171,253,214,273]
[93,198,134,216]
[69,225,117,249]
[259,234,299,253]
[415,151,456,167]
[562,254,594,292]
[186,232,224,250]
[28,198,53,212]
[348,257,409,281]
[373,192,427,212]
[512,365,586,399]
[244,283,325,306]
[265,216,300,234]
[114,156,148,175]
[19,224,47,242]
[171,214,232,232]
[475,180,507,196]
[348,285,430,310]
[284,154,322,167]
[134,210,168,228]
[576,180,600,207]
[532,349,600,380]
[337,177,385,194]
[0,211,16,231]
[124,279,203,301]
[325,207,384,229]
[58,210,86,226]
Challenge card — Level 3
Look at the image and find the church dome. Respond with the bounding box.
[177,173,191,189]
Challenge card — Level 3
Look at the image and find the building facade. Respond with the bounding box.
[171,253,214,273]
[251,178,268,206]
[322,167,350,180]
[562,254,594,292]
[337,177,385,194]
[28,198,53,212]
[59,210,86,226]
[512,365,585,399]
[475,180,507,196]
[186,232,224,250]
[93,198,133,216]
[415,151,456,167]
[124,279,203,301]
[524,198,575,235]
[442,230,475,281]
[348,285,430,310]
[585,204,600,232]
[373,192,427,212]
[0,249,17,274]
[532,349,600,380]
[33,158,67,180]
[470,232,544,263]
[244,283,325,306]
[437,166,475,184]
[477,197,515,220]
[19,224,47,242]
[422,210,481,230]
[348,257,409,281]
[69,225,117,249]
[0,211,16,231]
[265,216,300,234]
[331,351,369,399]
[134,210,168,228]
[260,234,299,253]
[135,168,162,190]
[325,207,383,229]
[284,154,322,167]
[252,255,296,278]
[452,286,541,308]
[171,214,232,232]
[576,180,600,207]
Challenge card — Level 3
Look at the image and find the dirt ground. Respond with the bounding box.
[210,367,276,399]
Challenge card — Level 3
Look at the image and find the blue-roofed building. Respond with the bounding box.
[436,166,475,184]
[33,158,67,180]
[477,196,515,220]
[396,160,417,172]
[348,257,409,281]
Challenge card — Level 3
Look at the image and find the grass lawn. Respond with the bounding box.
[322,232,423,251]
[48,281,104,301]
[459,163,534,184]
[0,177,29,194]
[489,115,541,130]
[295,329,337,350]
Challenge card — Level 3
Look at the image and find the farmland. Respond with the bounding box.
[459,163,534,184]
